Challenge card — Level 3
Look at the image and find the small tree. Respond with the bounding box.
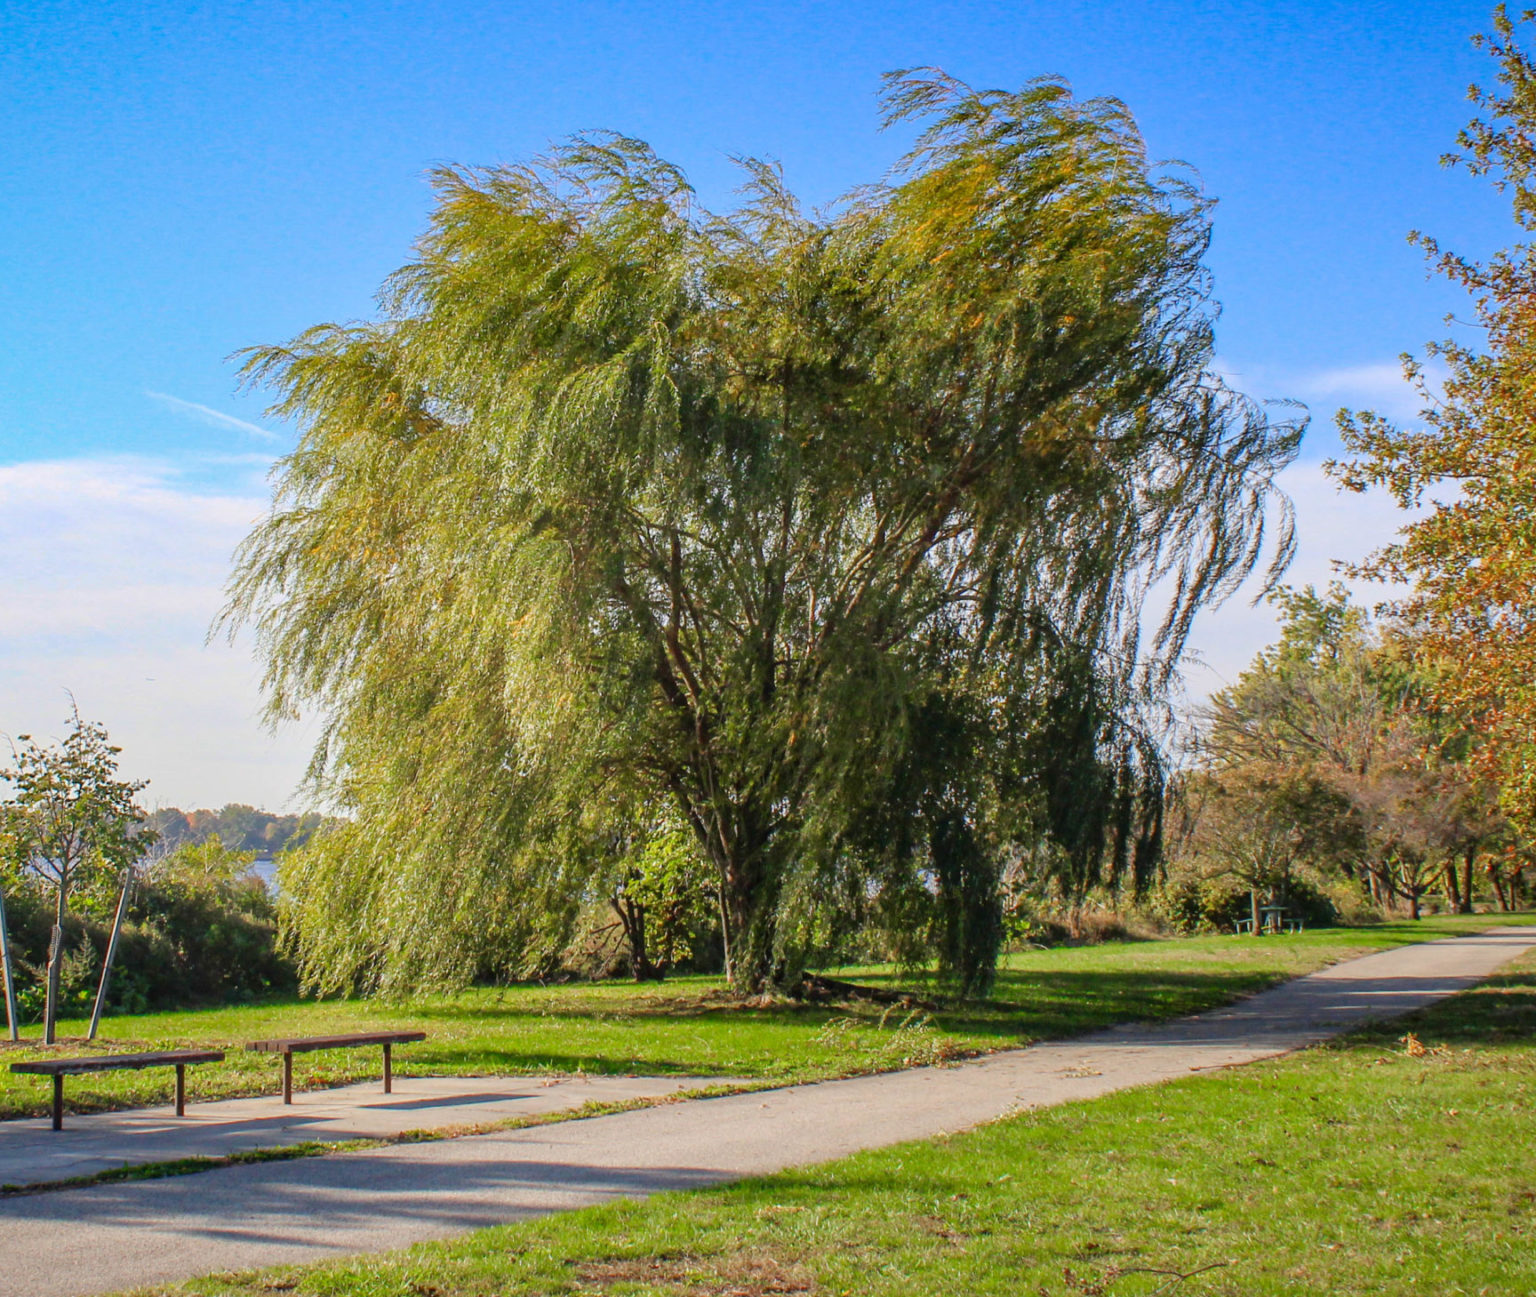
[1179,766,1356,931]
[0,712,153,1042]
[151,834,261,896]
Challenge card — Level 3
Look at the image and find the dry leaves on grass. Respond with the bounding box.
[574,1253,815,1295]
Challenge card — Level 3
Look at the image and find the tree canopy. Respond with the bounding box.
[1332,8,1536,833]
[1187,586,1509,923]
[226,72,1299,994]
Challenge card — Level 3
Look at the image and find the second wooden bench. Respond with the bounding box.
[245,1031,426,1103]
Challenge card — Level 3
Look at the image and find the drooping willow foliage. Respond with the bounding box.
[224,72,1300,996]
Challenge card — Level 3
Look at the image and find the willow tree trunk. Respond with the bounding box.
[691,800,779,992]
[720,849,782,991]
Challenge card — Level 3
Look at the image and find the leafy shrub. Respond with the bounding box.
[1155,876,1251,933]
[0,836,296,1023]
[1155,871,1338,932]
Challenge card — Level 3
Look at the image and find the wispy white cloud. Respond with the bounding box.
[1287,361,1445,421]
[0,456,310,808]
[0,457,262,639]
[1178,459,1417,696]
[1213,357,1447,424]
[146,391,281,442]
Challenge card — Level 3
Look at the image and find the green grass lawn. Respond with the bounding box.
[146,938,1536,1297]
[0,913,1524,1122]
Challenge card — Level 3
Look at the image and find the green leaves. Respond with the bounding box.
[1,709,153,894]
[227,72,1298,994]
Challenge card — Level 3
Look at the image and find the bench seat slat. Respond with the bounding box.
[245,1031,425,1054]
[11,1049,224,1076]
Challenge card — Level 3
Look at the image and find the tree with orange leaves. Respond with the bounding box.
[1331,6,1536,833]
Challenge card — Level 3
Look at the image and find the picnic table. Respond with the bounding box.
[1234,908,1305,935]
[245,1030,426,1103]
[10,1049,225,1130]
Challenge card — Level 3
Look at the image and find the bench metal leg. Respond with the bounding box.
[383,1042,392,1094]
[52,1075,63,1132]
[175,1063,186,1117]
[283,1052,293,1104]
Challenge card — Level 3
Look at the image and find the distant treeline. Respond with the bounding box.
[146,804,332,857]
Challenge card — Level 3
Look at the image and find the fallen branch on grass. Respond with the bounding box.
[1056,1261,1229,1296]
[792,974,939,1010]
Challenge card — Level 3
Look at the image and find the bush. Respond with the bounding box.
[1274,875,1339,928]
[1155,872,1339,933]
[0,837,297,1024]
[1155,876,1251,933]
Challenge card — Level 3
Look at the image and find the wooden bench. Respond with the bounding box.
[10,1049,225,1130]
[245,1031,426,1103]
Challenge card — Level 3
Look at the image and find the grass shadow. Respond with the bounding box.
[1335,967,1536,1049]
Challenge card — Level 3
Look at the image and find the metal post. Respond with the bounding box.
[283,1052,293,1104]
[383,1042,392,1093]
[52,1075,63,1132]
[88,872,133,1041]
[175,1063,185,1117]
[0,889,19,1042]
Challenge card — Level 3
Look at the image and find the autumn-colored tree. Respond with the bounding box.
[1331,7,1536,833]
[1194,586,1509,919]
[1176,764,1357,931]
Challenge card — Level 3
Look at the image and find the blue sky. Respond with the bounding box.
[0,0,1510,807]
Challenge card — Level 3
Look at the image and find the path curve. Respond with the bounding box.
[2,926,1531,1297]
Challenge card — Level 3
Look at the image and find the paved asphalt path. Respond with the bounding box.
[0,1073,746,1188]
[2,926,1531,1297]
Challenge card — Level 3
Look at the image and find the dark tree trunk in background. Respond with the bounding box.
[933,812,1002,999]
[1489,861,1510,910]
[610,892,661,982]
[1444,860,1464,912]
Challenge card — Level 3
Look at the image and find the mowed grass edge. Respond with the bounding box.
[141,944,1536,1297]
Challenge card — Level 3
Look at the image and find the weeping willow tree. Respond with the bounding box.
[224,72,1300,996]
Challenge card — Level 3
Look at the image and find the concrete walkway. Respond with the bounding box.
[0,1073,744,1188]
[1,925,1530,1297]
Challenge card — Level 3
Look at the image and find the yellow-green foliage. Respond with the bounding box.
[225,73,1300,996]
